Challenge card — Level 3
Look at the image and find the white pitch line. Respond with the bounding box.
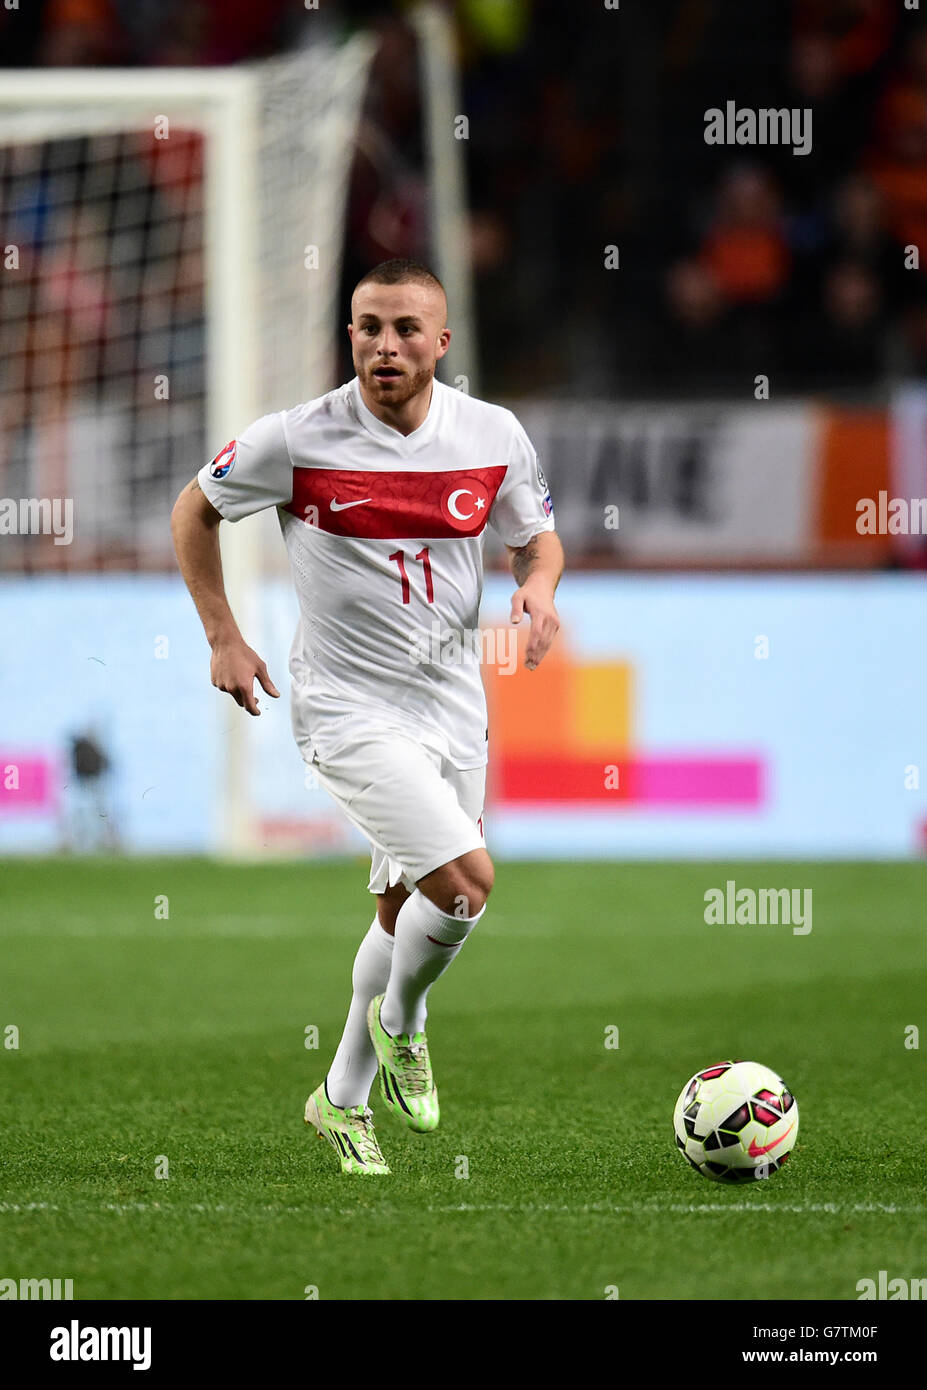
[432,1202,927,1215]
[1,916,361,939]
[2,1200,923,1217]
[0,1202,60,1212]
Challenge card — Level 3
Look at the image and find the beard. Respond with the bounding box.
[357,358,435,408]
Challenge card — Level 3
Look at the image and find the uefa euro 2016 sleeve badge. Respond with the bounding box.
[209,440,237,480]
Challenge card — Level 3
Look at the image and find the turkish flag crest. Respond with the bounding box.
[439,477,492,532]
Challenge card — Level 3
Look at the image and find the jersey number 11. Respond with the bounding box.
[389,547,434,604]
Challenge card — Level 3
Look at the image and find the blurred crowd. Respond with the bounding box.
[2,0,926,401]
[643,0,927,397]
[0,0,298,67]
[342,0,927,397]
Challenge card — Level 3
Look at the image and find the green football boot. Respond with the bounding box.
[304,1083,390,1174]
[366,995,440,1133]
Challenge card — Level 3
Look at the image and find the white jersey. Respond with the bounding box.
[197,375,556,769]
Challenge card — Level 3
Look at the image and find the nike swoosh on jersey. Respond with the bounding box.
[330,497,372,510]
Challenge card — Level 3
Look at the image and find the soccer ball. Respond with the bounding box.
[673,1060,798,1182]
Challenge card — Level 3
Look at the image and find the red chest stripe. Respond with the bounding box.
[284,465,507,538]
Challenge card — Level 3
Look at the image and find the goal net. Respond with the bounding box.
[0,38,376,854]
[0,9,475,858]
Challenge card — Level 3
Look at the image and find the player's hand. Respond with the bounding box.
[210,639,280,715]
[509,581,560,670]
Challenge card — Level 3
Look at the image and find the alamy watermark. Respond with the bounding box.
[704,102,812,157]
[704,880,812,935]
[0,497,73,545]
[857,1271,926,1300]
[409,621,518,676]
[856,492,927,535]
[0,1275,74,1299]
[50,1321,151,1369]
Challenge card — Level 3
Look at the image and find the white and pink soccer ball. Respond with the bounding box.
[673,1060,799,1182]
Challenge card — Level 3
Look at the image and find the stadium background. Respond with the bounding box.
[2,0,927,1308]
[4,0,927,858]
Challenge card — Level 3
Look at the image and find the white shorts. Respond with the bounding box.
[298,730,486,895]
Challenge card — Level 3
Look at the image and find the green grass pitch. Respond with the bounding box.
[2,858,924,1300]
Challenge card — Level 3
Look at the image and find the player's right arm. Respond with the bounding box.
[170,476,279,716]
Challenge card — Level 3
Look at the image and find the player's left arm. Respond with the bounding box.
[505,529,564,671]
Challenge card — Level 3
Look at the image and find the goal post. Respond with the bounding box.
[0,14,475,858]
[410,1,480,398]
[0,40,376,856]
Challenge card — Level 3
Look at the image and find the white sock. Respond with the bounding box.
[380,889,485,1037]
[325,916,395,1109]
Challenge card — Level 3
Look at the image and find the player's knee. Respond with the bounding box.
[417,850,493,917]
[446,885,488,916]
[447,854,494,917]
[473,856,495,906]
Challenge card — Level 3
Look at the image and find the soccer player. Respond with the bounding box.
[171,259,563,1174]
